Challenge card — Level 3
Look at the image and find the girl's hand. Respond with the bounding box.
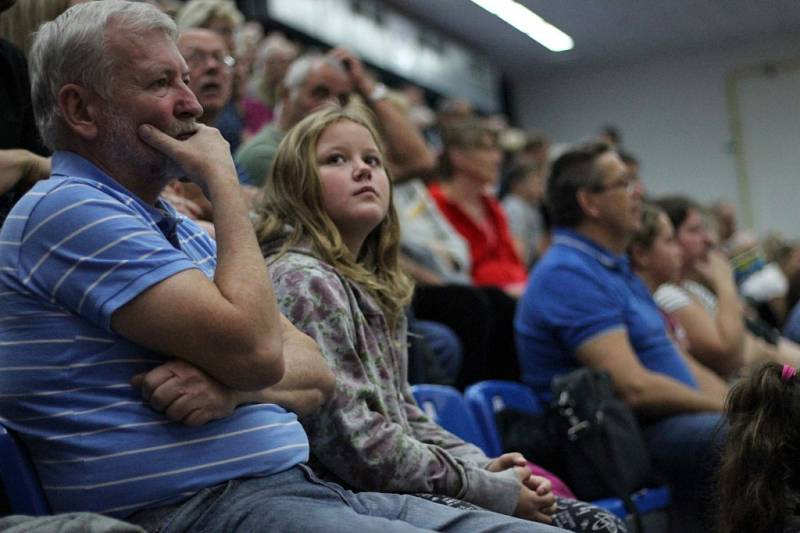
[524,475,557,516]
[486,452,528,472]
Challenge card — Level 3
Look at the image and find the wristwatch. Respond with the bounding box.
[367,82,389,104]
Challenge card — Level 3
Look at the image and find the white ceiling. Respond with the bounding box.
[378,0,800,78]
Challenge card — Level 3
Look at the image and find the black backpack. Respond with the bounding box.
[550,368,654,501]
[497,368,656,527]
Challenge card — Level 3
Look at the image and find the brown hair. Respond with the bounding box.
[628,203,666,253]
[546,141,612,228]
[717,361,800,533]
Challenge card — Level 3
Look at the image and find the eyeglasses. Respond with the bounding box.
[185,50,236,70]
[589,177,638,194]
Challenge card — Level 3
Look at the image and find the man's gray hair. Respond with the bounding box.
[29,0,177,150]
[282,53,346,100]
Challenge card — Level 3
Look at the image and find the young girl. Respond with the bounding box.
[628,203,690,350]
[254,103,625,533]
[629,204,730,407]
[718,361,800,533]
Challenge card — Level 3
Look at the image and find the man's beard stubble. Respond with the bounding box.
[99,111,199,186]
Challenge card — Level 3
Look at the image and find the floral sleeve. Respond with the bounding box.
[269,253,520,515]
[401,381,493,467]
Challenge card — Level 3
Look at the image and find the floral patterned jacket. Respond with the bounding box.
[267,246,520,515]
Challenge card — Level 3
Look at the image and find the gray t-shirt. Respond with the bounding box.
[501,195,542,265]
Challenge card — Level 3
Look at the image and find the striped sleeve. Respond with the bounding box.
[18,182,199,331]
[653,283,693,314]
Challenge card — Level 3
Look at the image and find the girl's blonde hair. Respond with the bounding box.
[254,103,413,326]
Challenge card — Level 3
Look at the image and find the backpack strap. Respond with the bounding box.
[555,390,645,532]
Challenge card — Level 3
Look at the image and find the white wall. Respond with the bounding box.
[512,34,800,237]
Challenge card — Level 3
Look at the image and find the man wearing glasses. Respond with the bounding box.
[514,142,726,530]
[178,28,252,187]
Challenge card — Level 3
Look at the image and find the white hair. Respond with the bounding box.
[282,53,345,101]
[29,0,177,149]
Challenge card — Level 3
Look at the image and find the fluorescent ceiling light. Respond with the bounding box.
[469,0,574,52]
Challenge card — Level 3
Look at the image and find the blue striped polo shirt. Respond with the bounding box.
[0,151,309,517]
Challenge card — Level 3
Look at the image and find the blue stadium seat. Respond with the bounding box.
[0,422,50,516]
[409,384,490,453]
[463,380,544,457]
[631,485,672,514]
[463,380,672,523]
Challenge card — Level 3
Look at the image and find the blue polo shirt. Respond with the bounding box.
[514,228,697,395]
[0,151,309,517]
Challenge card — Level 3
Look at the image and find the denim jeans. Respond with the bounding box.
[414,319,463,378]
[642,412,725,530]
[127,464,566,532]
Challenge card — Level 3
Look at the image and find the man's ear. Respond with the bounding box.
[576,188,601,219]
[58,83,101,141]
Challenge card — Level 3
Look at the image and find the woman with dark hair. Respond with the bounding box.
[652,195,800,378]
[718,361,800,533]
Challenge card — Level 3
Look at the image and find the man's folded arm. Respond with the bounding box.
[132,319,335,425]
[237,315,336,416]
[112,126,284,392]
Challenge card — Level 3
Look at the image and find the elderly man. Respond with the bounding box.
[167,27,254,225]
[514,142,727,529]
[177,29,235,140]
[0,3,563,531]
[235,50,435,187]
[175,0,246,152]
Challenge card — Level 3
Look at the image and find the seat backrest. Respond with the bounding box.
[0,423,50,516]
[463,380,544,457]
[410,384,490,454]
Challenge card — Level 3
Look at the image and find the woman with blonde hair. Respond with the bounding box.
[430,119,528,295]
[255,103,626,533]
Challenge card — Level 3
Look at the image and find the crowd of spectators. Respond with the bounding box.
[3,0,800,532]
